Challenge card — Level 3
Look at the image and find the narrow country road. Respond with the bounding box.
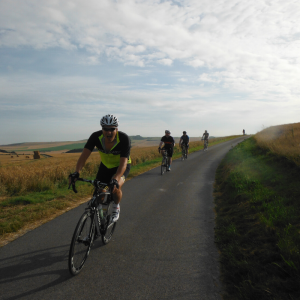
[0,137,246,300]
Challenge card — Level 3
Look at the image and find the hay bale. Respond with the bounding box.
[33,151,41,159]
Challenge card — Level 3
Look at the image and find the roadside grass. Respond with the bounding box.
[214,137,300,300]
[0,135,239,244]
[254,122,300,167]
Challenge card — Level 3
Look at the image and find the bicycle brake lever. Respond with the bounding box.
[68,182,78,193]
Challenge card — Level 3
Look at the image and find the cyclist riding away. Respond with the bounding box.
[158,130,175,171]
[69,114,131,223]
[179,131,189,158]
[202,130,209,144]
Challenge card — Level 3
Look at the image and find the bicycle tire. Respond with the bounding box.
[182,147,186,160]
[101,202,117,245]
[161,157,167,175]
[68,211,95,276]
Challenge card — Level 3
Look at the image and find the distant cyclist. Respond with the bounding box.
[69,114,131,223]
[202,130,209,144]
[158,130,175,171]
[179,131,189,158]
[243,129,245,136]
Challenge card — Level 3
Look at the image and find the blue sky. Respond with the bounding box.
[1,0,300,144]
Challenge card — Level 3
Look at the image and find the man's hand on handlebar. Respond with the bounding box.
[158,147,161,153]
[110,178,119,193]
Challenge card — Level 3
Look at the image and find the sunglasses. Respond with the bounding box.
[102,127,117,132]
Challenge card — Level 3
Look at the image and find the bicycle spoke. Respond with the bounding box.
[102,202,117,244]
[68,211,95,275]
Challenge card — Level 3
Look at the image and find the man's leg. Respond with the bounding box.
[168,148,173,170]
[112,176,125,204]
[111,164,131,222]
[111,177,125,222]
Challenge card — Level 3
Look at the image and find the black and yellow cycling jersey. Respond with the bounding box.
[84,130,131,169]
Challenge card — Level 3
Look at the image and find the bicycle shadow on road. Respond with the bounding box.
[0,242,104,300]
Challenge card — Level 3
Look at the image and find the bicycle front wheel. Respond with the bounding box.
[161,157,167,175]
[102,202,117,245]
[68,211,95,276]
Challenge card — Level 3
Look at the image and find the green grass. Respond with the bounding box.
[0,135,240,240]
[214,137,300,300]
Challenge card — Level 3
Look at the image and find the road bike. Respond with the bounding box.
[181,144,187,160]
[161,149,170,175]
[203,139,208,151]
[68,178,117,276]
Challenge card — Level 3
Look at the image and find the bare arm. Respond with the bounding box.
[113,157,128,183]
[75,148,92,173]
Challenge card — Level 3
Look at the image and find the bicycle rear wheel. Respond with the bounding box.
[161,157,167,175]
[68,211,95,275]
[102,202,117,245]
[181,147,186,160]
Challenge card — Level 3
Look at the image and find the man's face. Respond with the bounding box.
[165,132,170,137]
[102,126,118,142]
[183,132,186,135]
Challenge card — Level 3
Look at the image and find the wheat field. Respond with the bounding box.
[0,137,235,197]
[254,122,300,166]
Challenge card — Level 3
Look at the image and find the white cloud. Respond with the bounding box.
[1,0,300,142]
[158,58,173,66]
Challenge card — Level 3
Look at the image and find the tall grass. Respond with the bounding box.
[254,122,300,166]
[0,137,232,197]
[0,154,100,196]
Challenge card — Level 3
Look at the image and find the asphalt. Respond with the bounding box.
[0,137,247,300]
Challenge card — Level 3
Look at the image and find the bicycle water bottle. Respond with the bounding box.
[97,204,105,224]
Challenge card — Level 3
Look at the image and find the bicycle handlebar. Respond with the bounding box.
[68,178,118,194]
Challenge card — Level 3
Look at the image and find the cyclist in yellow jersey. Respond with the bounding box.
[69,114,131,222]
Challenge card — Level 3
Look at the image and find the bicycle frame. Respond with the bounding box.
[161,150,170,174]
[163,150,170,163]
[68,178,118,275]
[204,140,208,150]
[70,177,116,236]
[181,144,187,159]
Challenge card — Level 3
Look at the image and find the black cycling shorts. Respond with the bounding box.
[96,163,131,184]
[162,146,174,158]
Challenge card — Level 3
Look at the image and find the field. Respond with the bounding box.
[214,123,300,299]
[0,135,240,246]
[0,136,226,196]
[0,136,203,154]
[254,122,300,166]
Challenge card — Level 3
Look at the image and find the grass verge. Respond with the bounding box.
[0,135,239,246]
[214,137,300,300]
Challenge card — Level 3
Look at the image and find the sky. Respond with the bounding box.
[1,0,300,144]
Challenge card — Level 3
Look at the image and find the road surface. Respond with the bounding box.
[0,137,246,300]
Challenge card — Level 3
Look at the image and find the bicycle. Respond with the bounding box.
[68,178,117,276]
[160,149,170,175]
[203,139,208,151]
[181,144,187,160]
